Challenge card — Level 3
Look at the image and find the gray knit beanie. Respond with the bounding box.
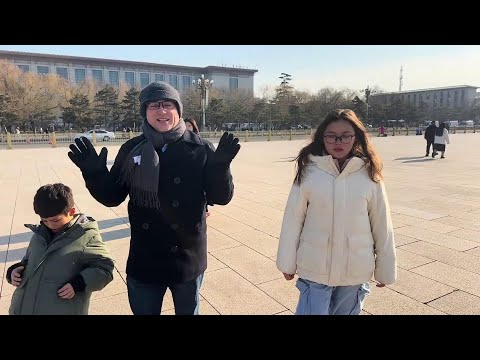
[139,81,183,119]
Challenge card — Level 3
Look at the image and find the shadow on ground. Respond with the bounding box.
[402,158,437,163]
[0,218,131,262]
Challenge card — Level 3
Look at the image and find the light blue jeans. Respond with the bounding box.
[295,278,371,315]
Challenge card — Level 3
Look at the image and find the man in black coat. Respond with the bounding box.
[424,121,436,157]
[68,81,240,315]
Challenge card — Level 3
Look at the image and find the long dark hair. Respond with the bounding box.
[184,117,200,134]
[294,109,383,185]
[435,122,446,136]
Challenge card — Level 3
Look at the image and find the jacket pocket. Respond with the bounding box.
[36,281,86,315]
[346,235,375,277]
[296,236,329,275]
[9,287,25,315]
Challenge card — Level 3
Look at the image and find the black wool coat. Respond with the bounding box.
[82,130,234,284]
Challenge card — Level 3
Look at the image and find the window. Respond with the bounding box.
[229,77,239,90]
[169,75,178,89]
[413,94,417,104]
[17,64,29,73]
[109,71,119,86]
[75,69,86,84]
[182,76,192,91]
[56,67,68,80]
[454,90,458,106]
[140,73,150,87]
[92,69,103,84]
[155,74,164,82]
[37,66,49,75]
[125,72,135,87]
[407,94,410,103]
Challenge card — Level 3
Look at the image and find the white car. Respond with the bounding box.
[74,129,115,141]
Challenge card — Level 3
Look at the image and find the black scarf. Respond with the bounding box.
[120,119,186,209]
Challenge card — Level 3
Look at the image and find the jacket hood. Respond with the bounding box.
[24,213,98,234]
[309,154,365,177]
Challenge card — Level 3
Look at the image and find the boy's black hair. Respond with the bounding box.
[33,183,75,218]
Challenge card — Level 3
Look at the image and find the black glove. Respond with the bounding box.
[68,137,108,175]
[210,132,240,167]
[65,274,86,293]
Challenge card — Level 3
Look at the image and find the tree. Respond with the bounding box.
[0,61,68,131]
[93,85,120,129]
[250,100,268,128]
[0,93,18,132]
[120,87,142,129]
[351,96,365,119]
[60,93,93,131]
[182,87,202,120]
[204,98,225,129]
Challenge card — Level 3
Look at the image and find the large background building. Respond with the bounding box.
[373,85,479,109]
[0,50,258,93]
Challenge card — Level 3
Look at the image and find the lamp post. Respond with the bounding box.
[267,100,276,131]
[193,74,214,131]
[363,86,376,123]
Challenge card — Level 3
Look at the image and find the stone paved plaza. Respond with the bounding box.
[1,133,480,315]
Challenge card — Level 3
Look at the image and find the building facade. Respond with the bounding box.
[372,85,479,109]
[0,50,257,93]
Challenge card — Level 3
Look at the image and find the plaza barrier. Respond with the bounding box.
[0,126,477,149]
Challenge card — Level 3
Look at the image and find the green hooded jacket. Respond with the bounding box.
[9,214,114,315]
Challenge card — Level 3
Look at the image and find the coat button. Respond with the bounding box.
[170,245,178,253]
[171,223,179,230]
[141,223,149,230]
[173,177,181,184]
[172,200,179,208]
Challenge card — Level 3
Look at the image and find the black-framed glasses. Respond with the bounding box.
[146,101,176,111]
[323,135,355,144]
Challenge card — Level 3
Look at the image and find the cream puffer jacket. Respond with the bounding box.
[276,155,396,286]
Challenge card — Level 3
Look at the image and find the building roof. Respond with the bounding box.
[0,50,258,74]
[377,85,479,96]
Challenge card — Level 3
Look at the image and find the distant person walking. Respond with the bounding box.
[379,124,386,137]
[424,121,436,157]
[432,122,450,159]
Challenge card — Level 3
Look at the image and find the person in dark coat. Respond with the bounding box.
[185,117,215,151]
[68,81,240,315]
[7,183,114,315]
[424,121,436,156]
[185,117,215,218]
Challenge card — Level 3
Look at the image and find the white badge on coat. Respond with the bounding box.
[133,155,141,165]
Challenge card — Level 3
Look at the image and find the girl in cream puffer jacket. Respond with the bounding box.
[277,109,396,315]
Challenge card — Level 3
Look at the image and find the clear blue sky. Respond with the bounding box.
[1,45,479,97]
